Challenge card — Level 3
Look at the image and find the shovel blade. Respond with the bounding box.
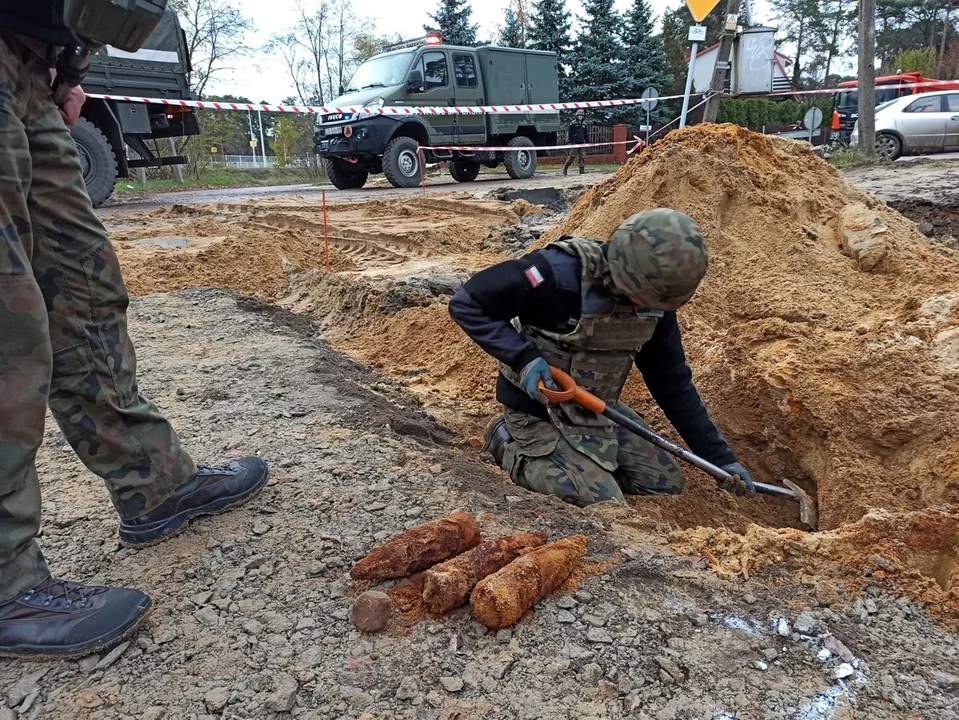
[782,479,819,531]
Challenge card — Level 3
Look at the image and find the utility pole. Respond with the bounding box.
[703,0,742,123]
[857,0,876,158]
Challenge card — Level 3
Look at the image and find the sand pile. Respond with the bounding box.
[535,124,959,531]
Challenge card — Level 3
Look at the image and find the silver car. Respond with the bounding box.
[851,90,959,160]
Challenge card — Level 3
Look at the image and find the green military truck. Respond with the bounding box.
[71,5,199,207]
[314,40,561,189]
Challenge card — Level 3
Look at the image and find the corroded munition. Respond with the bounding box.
[349,511,482,580]
[422,533,547,615]
[470,535,588,630]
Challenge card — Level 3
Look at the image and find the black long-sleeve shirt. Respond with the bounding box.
[0,1,76,46]
[568,120,588,144]
[449,246,736,466]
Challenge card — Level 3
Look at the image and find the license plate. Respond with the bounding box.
[323,126,343,136]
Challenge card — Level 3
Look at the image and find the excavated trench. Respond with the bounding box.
[106,125,959,619]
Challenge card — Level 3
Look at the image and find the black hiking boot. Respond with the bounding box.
[481,415,513,468]
[119,457,269,546]
[0,578,152,660]
[563,166,569,176]
[579,167,586,174]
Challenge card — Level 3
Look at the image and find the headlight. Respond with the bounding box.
[365,97,385,109]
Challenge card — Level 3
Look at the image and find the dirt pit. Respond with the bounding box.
[107,125,959,623]
[889,196,959,248]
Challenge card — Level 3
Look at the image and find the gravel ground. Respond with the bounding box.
[2,289,958,720]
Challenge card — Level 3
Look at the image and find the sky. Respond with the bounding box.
[208,0,775,103]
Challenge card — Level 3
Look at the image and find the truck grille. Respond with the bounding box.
[321,112,354,124]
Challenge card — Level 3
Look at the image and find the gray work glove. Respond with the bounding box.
[719,462,757,497]
[519,357,555,401]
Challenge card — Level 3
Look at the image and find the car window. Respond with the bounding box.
[904,96,942,113]
[946,94,959,112]
[454,54,478,89]
[414,51,448,91]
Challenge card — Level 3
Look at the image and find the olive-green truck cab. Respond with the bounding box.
[314,41,561,189]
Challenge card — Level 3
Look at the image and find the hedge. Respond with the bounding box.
[716,98,833,129]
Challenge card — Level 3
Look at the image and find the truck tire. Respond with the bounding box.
[449,161,480,183]
[383,137,422,188]
[504,136,537,179]
[70,117,117,207]
[324,158,369,189]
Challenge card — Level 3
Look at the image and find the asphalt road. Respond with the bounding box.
[99,169,610,215]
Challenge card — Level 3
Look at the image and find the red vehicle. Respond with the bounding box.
[833,72,959,142]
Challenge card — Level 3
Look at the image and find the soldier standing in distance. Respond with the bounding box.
[449,209,756,506]
[0,2,269,659]
[563,109,588,175]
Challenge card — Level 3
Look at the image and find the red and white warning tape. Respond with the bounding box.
[84,92,692,116]
[770,79,959,97]
[425,138,644,152]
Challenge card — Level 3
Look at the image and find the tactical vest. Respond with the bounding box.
[499,237,663,468]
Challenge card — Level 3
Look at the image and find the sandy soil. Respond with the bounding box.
[3,131,959,718]
[2,289,958,720]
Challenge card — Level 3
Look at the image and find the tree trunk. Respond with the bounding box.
[704,0,743,123]
[823,4,844,84]
[858,0,876,159]
[940,0,954,76]
[792,18,807,86]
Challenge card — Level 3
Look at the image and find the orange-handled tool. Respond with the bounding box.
[538,366,818,529]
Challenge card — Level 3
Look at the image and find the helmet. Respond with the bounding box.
[606,209,709,310]
[575,110,585,117]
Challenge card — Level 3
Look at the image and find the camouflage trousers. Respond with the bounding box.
[501,405,685,507]
[563,148,586,172]
[0,34,196,603]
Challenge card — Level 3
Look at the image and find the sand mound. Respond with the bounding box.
[538,124,959,531]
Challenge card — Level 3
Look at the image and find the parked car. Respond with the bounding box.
[851,90,959,160]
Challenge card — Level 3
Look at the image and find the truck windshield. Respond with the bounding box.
[345,52,414,92]
[835,87,901,108]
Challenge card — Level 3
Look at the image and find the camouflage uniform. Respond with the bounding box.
[0,34,196,604]
[497,229,706,506]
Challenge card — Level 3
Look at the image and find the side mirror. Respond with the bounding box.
[408,70,425,93]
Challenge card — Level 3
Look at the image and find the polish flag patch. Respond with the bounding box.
[524,265,545,288]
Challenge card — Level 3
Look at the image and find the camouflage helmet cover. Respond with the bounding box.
[606,209,709,310]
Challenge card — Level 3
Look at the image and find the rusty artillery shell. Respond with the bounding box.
[349,511,481,581]
[422,533,547,615]
[469,535,588,630]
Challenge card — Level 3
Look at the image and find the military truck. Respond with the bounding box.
[71,5,199,207]
[314,39,561,189]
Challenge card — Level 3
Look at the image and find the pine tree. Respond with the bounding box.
[424,0,479,47]
[568,0,625,117]
[528,0,573,93]
[621,0,673,121]
[500,9,527,47]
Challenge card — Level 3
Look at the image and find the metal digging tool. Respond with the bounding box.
[538,366,819,531]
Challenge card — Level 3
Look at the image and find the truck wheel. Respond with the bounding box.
[70,117,117,207]
[504,136,537,180]
[324,158,369,189]
[449,162,480,183]
[383,137,422,188]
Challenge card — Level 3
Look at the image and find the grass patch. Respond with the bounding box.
[114,166,324,195]
[826,145,889,170]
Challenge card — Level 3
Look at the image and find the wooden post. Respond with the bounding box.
[858,0,876,159]
[703,0,742,124]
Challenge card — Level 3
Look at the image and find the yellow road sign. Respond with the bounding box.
[686,0,721,22]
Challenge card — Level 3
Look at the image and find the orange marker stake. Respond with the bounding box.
[322,189,331,271]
